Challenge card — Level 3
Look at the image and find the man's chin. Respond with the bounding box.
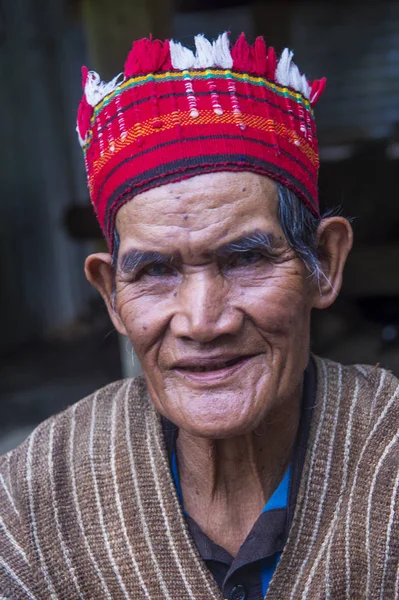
[175,415,261,439]
[162,388,270,438]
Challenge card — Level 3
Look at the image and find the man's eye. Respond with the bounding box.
[142,263,175,277]
[227,251,264,268]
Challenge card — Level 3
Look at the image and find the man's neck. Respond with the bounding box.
[176,385,302,556]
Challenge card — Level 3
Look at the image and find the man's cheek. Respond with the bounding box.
[119,299,168,352]
[245,288,308,335]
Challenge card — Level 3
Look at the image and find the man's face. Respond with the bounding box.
[113,172,315,437]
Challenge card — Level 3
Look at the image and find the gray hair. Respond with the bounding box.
[111,183,333,284]
[276,184,325,283]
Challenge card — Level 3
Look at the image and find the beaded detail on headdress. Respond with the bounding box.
[76,33,326,249]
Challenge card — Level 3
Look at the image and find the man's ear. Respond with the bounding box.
[313,217,353,310]
[84,253,128,336]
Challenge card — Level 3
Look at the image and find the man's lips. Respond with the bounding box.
[170,354,260,380]
[173,354,253,371]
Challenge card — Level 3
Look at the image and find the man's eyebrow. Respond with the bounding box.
[119,249,175,273]
[214,230,283,257]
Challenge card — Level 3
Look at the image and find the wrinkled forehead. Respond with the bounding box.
[115,172,281,255]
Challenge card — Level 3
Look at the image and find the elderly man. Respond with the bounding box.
[1,33,399,600]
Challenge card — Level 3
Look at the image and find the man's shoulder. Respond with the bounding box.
[4,376,146,448]
[313,356,399,466]
[0,376,150,509]
[0,376,160,597]
[314,355,399,411]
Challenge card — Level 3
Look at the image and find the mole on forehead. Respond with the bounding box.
[117,198,237,230]
[131,194,257,218]
[118,206,260,240]
[122,197,275,237]
[132,173,274,206]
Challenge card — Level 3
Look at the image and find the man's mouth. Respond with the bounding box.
[177,356,246,372]
[171,354,260,383]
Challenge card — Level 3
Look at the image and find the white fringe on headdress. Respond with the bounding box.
[84,71,124,108]
[275,48,311,99]
[212,32,234,68]
[170,33,233,70]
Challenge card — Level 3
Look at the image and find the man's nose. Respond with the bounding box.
[170,270,243,343]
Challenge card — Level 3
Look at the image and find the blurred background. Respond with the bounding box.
[1,0,399,453]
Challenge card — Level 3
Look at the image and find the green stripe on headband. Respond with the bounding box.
[93,69,314,118]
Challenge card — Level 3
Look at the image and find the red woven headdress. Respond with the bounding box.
[77,33,326,250]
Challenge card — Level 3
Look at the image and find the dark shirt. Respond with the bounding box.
[161,358,316,600]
